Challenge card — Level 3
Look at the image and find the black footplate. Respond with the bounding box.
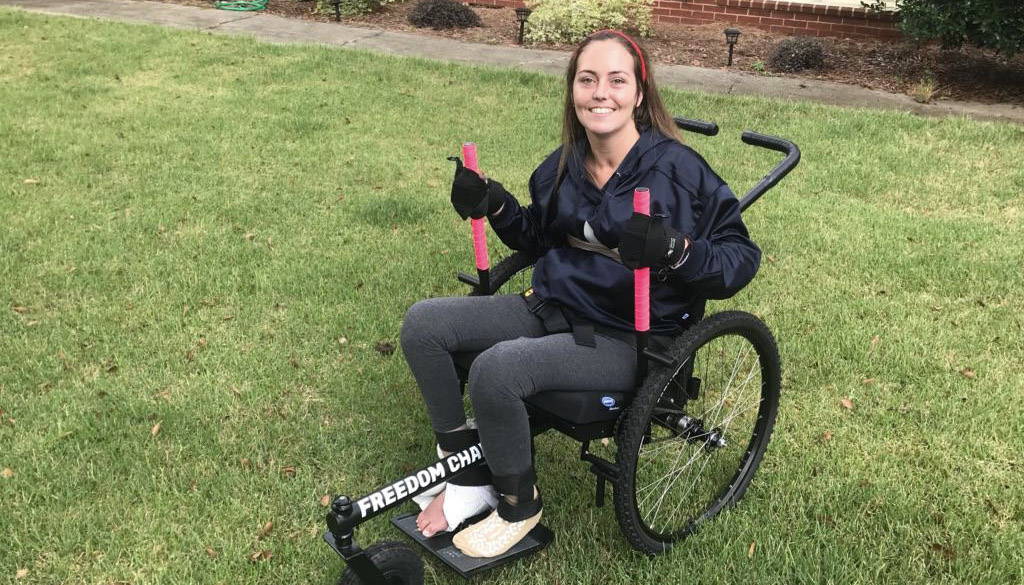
[391,512,554,578]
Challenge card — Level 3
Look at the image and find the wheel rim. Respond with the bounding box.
[631,328,773,542]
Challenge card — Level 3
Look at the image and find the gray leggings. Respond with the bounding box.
[399,294,636,478]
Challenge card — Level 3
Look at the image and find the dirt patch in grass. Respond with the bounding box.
[151,0,1024,106]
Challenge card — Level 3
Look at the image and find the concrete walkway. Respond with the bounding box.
[3,0,1022,125]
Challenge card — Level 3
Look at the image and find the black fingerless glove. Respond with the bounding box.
[619,213,690,270]
[448,157,506,220]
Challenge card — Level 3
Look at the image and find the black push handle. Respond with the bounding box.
[673,117,719,137]
[737,131,801,212]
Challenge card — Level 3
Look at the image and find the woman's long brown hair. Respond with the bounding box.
[557,30,682,178]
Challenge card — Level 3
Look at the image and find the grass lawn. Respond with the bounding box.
[2,7,1023,585]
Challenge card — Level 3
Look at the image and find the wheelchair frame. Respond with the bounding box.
[324,118,800,584]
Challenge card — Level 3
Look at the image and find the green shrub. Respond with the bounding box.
[767,37,826,72]
[408,0,482,29]
[864,0,1024,56]
[316,0,397,17]
[523,0,653,45]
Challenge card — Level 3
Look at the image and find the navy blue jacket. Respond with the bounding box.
[489,128,761,336]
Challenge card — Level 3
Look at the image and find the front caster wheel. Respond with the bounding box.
[338,541,424,585]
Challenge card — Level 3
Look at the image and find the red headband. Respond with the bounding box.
[592,29,647,83]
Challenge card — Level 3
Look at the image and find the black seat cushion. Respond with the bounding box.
[453,352,633,425]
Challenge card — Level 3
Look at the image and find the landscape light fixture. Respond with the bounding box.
[515,7,532,45]
[724,27,741,66]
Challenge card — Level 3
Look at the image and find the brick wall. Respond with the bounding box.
[472,0,901,40]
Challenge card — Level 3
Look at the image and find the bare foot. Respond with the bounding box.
[415,490,448,537]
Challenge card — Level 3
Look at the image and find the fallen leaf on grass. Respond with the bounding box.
[929,542,956,560]
[23,179,39,185]
[280,466,296,478]
[840,398,854,410]
[319,494,332,507]
[205,547,219,558]
[747,540,756,558]
[821,430,833,442]
[984,498,999,516]
[959,368,976,379]
[240,458,253,470]
[11,305,30,314]
[861,378,875,385]
[257,521,274,539]
[248,549,272,562]
[374,341,395,356]
[15,568,29,578]
[151,422,161,437]
[2,468,14,478]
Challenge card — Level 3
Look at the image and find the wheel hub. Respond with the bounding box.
[660,412,727,450]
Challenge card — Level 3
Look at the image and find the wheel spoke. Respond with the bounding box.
[637,432,701,509]
[618,315,779,554]
[629,326,773,542]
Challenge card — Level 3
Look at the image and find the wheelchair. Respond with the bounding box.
[324,118,801,584]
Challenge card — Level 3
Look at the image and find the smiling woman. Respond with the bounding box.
[401,27,761,559]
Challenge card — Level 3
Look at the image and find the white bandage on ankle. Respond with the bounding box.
[442,483,498,530]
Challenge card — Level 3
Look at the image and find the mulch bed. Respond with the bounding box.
[151,0,1024,106]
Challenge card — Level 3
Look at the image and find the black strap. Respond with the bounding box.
[522,289,673,350]
[492,469,542,521]
[434,428,492,486]
[571,323,596,348]
[497,491,542,522]
[522,289,570,334]
[492,469,537,500]
[435,428,479,453]
[449,465,492,487]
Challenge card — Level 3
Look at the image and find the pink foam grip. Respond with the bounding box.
[471,219,489,270]
[633,188,650,333]
[462,142,479,173]
[462,142,490,271]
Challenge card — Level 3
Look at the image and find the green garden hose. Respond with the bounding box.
[214,0,267,11]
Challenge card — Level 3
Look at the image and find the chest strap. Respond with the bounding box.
[566,234,622,264]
